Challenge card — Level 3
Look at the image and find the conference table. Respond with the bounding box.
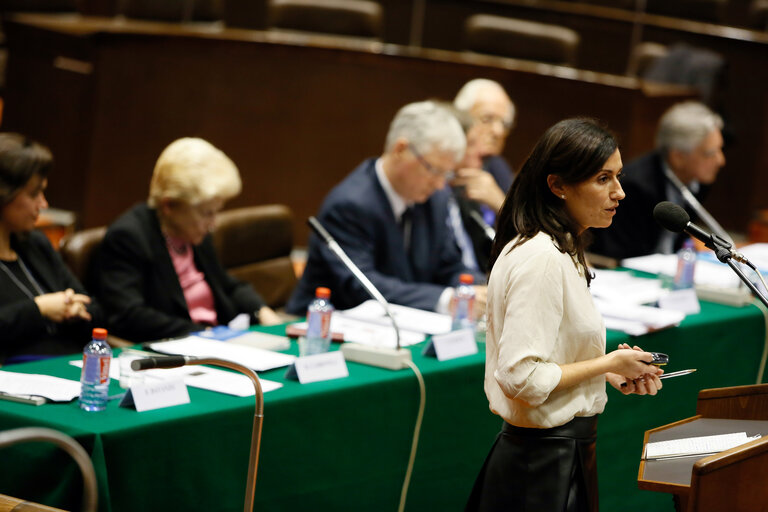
[0,299,766,511]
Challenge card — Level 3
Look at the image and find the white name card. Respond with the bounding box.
[120,379,190,412]
[422,328,478,361]
[286,351,349,384]
[659,288,701,315]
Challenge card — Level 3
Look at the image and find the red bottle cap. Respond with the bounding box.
[92,328,108,340]
[315,287,331,299]
[459,274,474,285]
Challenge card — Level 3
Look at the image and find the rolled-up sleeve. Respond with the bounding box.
[493,252,564,406]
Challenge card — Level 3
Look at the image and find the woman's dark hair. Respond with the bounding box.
[0,133,53,206]
[489,118,618,284]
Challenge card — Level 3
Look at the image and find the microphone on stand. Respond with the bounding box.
[131,355,264,512]
[468,210,495,241]
[308,216,412,370]
[131,355,198,371]
[652,202,746,263]
[653,201,768,309]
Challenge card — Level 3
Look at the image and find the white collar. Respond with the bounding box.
[375,158,412,221]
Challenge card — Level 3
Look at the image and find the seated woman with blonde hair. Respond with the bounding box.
[99,137,281,342]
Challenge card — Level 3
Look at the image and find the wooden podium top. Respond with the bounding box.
[639,417,768,491]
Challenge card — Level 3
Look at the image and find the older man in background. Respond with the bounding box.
[286,100,486,315]
[449,78,516,272]
[590,101,726,260]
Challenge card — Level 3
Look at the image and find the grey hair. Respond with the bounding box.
[148,137,242,207]
[453,78,516,124]
[656,101,723,154]
[384,100,466,161]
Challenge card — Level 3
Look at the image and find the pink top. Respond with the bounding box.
[165,235,217,326]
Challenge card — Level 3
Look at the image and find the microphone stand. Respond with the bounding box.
[706,236,768,309]
[468,210,495,241]
[308,216,402,350]
[132,356,263,512]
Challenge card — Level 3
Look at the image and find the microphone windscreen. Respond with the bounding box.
[653,201,690,233]
[131,356,187,371]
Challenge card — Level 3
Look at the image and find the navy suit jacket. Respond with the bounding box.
[98,204,265,342]
[286,158,479,314]
[590,151,707,260]
[0,231,103,363]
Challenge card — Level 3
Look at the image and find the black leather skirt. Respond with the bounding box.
[465,416,599,512]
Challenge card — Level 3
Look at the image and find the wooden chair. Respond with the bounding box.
[464,14,580,67]
[118,0,223,22]
[212,204,297,309]
[267,0,383,39]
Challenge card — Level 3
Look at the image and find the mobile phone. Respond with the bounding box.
[647,352,669,366]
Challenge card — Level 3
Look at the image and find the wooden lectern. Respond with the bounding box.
[638,384,768,512]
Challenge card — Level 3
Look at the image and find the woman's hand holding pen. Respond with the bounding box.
[608,343,663,395]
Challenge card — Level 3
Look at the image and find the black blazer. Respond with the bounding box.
[454,155,514,273]
[286,158,480,314]
[590,151,706,260]
[98,204,265,342]
[0,231,102,363]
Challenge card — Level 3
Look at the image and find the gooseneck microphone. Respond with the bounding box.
[308,216,402,350]
[653,201,768,310]
[652,202,746,263]
[469,210,496,241]
[131,355,198,371]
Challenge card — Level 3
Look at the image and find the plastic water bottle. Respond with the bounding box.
[303,287,334,357]
[674,239,697,290]
[79,328,112,412]
[452,274,476,331]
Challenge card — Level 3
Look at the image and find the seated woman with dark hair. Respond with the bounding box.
[99,137,281,342]
[0,133,102,364]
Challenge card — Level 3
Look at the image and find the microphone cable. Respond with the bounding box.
[398,359,426,512]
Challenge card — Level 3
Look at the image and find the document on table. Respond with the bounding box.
[593,297,685,336]
[148,337,295,372]
[645,432,761,460]
[69,359,282,397]
[0,370,81,402]
[338,300,452,335]
[590,269,667,305]
[292,315,426,348]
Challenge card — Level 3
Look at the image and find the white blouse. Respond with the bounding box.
[484,232,607,429]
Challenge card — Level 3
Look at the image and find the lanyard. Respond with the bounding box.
[0,257,46,300]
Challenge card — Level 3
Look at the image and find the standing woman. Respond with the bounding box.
[0,134,100,364]
[466,119,663,512]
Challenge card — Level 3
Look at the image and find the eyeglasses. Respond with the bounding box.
[409,144,455,181]
[477,114,513,131]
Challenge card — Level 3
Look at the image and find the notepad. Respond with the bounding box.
[645,432,761,460]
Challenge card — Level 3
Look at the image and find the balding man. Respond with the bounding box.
[449,78,516,272]
[590,101,726,260]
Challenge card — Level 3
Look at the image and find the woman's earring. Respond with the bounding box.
[561,195,566,199]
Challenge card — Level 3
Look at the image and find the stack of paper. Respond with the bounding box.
[291,300,452,349]
[593,297,685,336]
[645,432,761,459]
[0,370,81,403]
[149,337,295,372]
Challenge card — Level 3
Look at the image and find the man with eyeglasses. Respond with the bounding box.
[286,101,486,315]
[590,101,727,261]
[449,79,516,273]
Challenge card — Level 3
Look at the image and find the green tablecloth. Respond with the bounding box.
[0,300,765,511]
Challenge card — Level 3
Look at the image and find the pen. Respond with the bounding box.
[620,369,696,387]
[659,369,697,379]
